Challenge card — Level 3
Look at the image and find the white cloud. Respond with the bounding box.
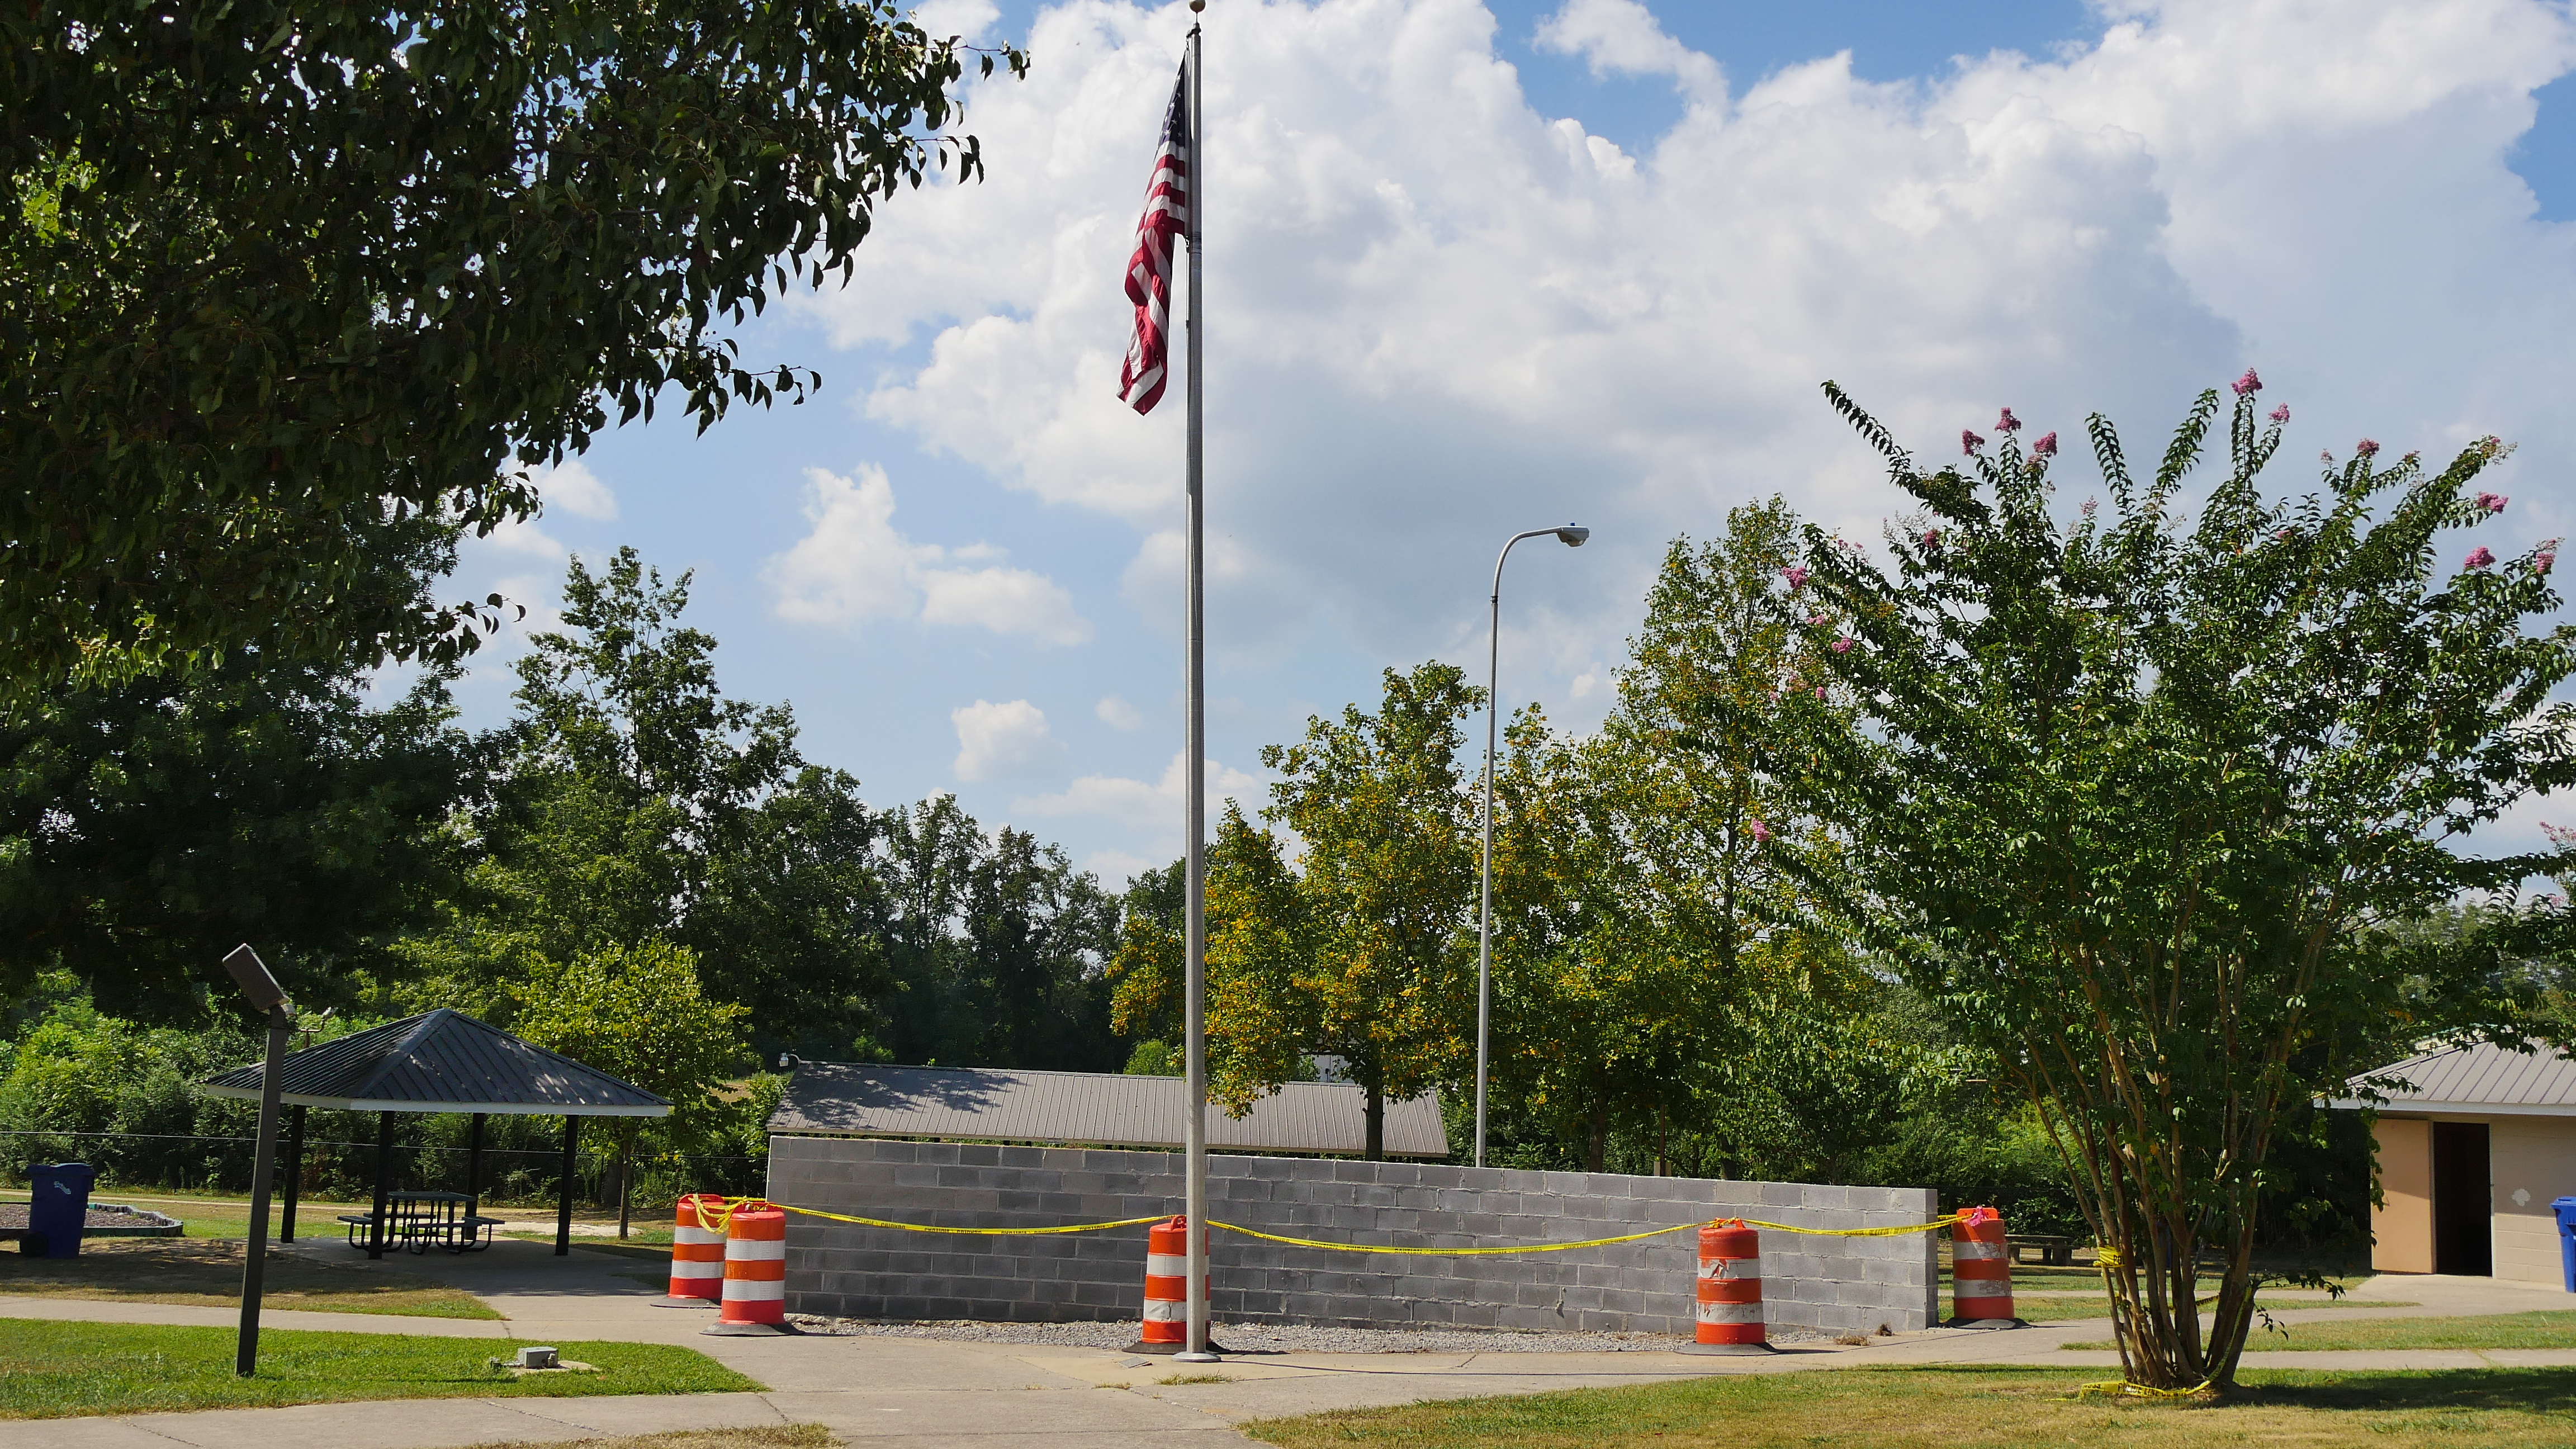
[766,465,1094,645]
[1535,0,1722,96]
[481,513,565,559]
[913,0,998,41]
[952,699,1068,780]
[1097,694,1146,730]
[531,458,619,520]
[795,0,2576,727]
[1015,750,1267,837]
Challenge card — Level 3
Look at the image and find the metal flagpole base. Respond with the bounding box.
[1680,1342,1779,1356]
[1943,1318,2026,1330]
[701,1320,801,1337]
[1125,1340,1231,1356]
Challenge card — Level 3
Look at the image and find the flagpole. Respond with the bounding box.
[1177,8,1216,1366]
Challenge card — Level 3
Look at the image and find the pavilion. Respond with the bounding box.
[199,1008,668,1258]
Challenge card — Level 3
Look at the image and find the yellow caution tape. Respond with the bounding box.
[683,1195,1961,1254]
[779,1204,1168,1237]
[2075,1378,2218,1402]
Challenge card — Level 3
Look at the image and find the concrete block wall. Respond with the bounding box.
[767,1137,1940,1336]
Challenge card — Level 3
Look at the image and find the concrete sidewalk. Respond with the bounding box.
[8,1244,2572,1449]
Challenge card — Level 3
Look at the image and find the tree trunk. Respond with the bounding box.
[615,1129,634,1240]
[1364,1082,1384,1162]
[1584,1106,1607,1173]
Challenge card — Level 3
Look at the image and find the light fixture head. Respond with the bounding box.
[221,944,288,1014]
[1556,524,1590,547]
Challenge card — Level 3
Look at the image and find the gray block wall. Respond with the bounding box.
[766,1137,1939,1336]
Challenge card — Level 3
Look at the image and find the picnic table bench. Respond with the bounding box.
[338,1191,503,1254]
[2008,1233,2078,1266]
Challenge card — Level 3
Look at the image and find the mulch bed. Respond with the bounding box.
[0,1204,183,1232]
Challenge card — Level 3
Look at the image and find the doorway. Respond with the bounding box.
[2431,1121,2492,1276]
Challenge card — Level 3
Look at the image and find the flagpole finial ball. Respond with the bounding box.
[1190,0,1204,10]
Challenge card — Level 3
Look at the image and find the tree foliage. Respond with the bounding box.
[1784,377,2576,1389]
[1,0,1022,702]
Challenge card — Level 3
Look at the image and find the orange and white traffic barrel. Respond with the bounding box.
[654,1194,727,1308]
[702,1201,792,1336]
[1950,1206,2018,1325]
[1129,1215,1200,1353]
[1687,1220,1772,1353]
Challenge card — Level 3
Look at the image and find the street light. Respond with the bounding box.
[220,944,294,1378]
[1476,524,1589,1168]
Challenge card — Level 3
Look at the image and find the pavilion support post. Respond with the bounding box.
[556,1115,579,1257]
[466,1112,486,1222]
[368,1111,394,1261]
[280,1105,306,1243]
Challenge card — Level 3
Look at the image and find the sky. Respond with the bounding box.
[428,0,2576,887]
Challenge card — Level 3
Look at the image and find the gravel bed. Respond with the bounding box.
[790,1315,1827,1353]
[0,1202,182,1232]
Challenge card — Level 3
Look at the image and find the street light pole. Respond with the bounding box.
[1476,525,1589,1169]
[220,944,293,1379]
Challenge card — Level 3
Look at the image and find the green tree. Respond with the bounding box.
[1175,664,1480,1160]
[415,548,892,1053]
[1784,377,2576,1390]
[3,0,1022,703]
[510,937,749,1234]
[0,647,472,1024]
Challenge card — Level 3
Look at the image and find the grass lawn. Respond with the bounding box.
[1993,1296,2414,1324]
[1243,1366,2576,1448]
[480,1432,827,1449]
[0,1237,497,1318]
[0,1188,369,1242]
[0,1318,760,1419]
[2064,1310,2576,1353]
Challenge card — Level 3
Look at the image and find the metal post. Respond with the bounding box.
[1178,17,1215,1366]
[235,1005,292,1376]
[466,1112,486,1221]
[1476,525,1588,1168]
[556,1115,580,1256]
[280,1105,306,1243]
[368,1111,394,1260]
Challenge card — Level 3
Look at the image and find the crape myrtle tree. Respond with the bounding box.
[1781,374,2576,1391]
[1,0,1021,707]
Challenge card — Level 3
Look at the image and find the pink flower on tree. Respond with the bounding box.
[2538,541,2559,575]
[1807,612,1829,626]
[2232,368,2261,395]
[2356,439,2380,458]
[1920,529,1940,548]
[2467,546,2496,570]
[2033,432,2058,457]
[2080,499,2098,518]
[1747,817,1772,844]
[1781,565,1810,589]
[1996,407,2021,433]
[2269,404,2290,424]
[1962,430,1985,454]
[2476,491,2508,514]
[1815,686,1827,699]
[1831,636,1854,654]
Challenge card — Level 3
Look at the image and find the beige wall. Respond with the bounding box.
[2371,1117,2433,1274]
[2489,1116,2576,1287]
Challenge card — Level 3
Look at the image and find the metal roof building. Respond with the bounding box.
[198,1008,666,1259]
[2327,1039,2576,1288]
[770,1061,1450,1159]
[199,1008,670,1116]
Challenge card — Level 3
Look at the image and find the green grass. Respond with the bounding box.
[2064,1310,2576,1354]
[1242,1365,2576,1448]
[0,1238,499,1318]
[1987,1296,2414,1324]
[0,1319,761,1419]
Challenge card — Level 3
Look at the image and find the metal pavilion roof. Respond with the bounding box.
[770,1061,1450,1159]
[2328,1038,2576,1117]
[197,1008,670,1117]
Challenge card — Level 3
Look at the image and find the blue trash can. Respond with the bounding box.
[2554,1197,2576,1294]
[27,1162,98,1259]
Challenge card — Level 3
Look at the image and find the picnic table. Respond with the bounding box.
[338,1191,503,1254]
[2008,1233,2078,1267]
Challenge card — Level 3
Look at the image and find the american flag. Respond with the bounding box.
[1117,64,1192,415]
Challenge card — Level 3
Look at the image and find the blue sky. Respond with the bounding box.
[435,0,2576,884]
